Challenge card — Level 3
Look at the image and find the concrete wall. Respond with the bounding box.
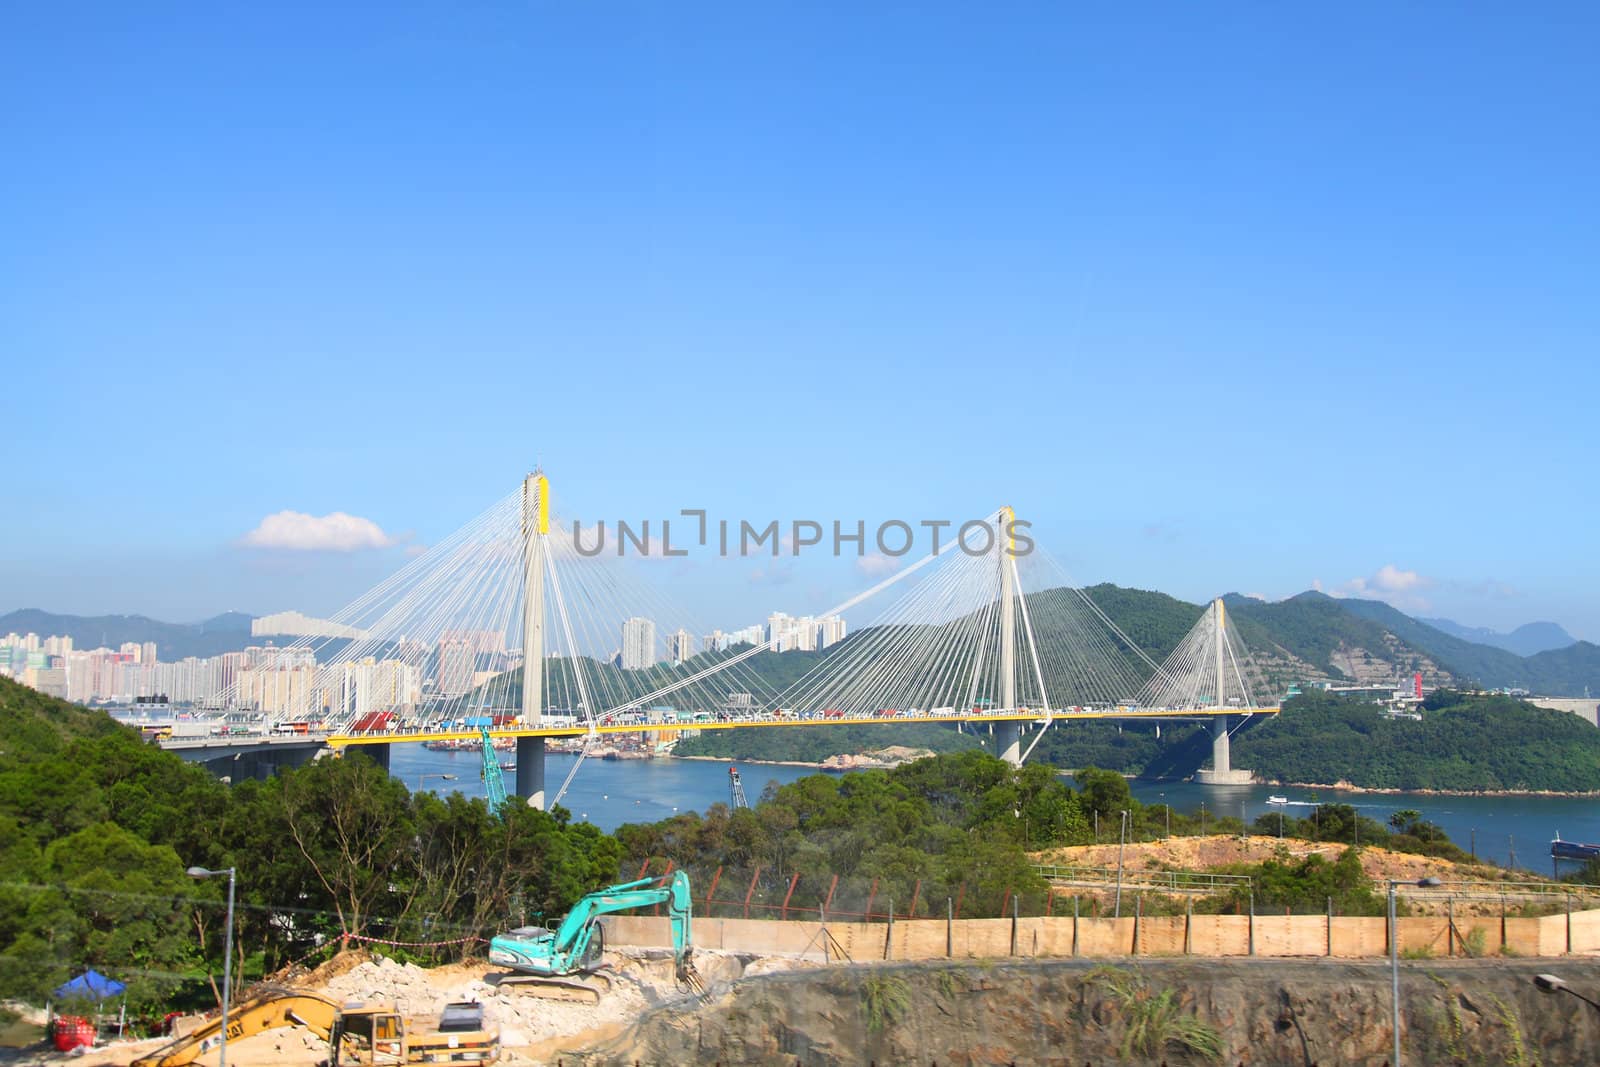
[602,907,1600,961]
[1528,698,1599,727]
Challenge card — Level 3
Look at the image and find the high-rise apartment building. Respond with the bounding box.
[621,617,657,670]
[436,638,475,697]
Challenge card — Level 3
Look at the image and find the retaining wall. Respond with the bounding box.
[602,905,1600,961]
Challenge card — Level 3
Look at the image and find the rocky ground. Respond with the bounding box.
[14,930,1600,1066]
[578,957,1600,1066]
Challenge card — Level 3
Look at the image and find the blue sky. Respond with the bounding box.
[3,4,1597,639]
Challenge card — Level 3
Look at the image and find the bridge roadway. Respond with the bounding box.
[161,705,1277,790]
[326,704,1279,746]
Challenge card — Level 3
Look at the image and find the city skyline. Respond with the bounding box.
[3,7,1596,638]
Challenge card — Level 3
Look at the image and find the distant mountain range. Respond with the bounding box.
[1418,617,1576,657]
[0,608,258,660]
[1219,592,1597,698]
[6,593,1597,699]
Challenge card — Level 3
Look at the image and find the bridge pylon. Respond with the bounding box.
[1191,598,1255,785]
[993,506,1027,767]
[517,469,549,809]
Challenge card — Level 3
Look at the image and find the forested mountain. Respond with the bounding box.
[1232,689,1600,791]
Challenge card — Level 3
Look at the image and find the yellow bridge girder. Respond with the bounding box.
[327,706,1279,747]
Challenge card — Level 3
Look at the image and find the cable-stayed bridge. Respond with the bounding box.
[185,472,1277,805]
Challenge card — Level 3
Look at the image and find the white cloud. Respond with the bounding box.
[855,553,903,578]
[241,510,397,552]
[1372,564,1424,593]
[1321,564,1433,611]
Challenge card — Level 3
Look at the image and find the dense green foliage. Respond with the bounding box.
[1233,689,1600,791]
[614,750,1091,918]
[0,677,616,1016]
[1075,584,1199,662]
[1200,847,1387,916]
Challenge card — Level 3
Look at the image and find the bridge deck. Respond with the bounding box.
[323,706,1279,747]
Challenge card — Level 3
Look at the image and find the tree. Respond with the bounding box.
[276,753,418,942]
[1074,766,1136,822]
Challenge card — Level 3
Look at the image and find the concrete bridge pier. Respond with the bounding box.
[1195,715,1253,785]
[359,743,391,773]
[517,736,546,810]
[995,721,1023,767]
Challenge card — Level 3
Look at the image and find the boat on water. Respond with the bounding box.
[1551,833,1600,860]
[1266,795,1289,806]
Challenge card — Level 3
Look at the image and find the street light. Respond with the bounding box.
[1533,973,1600,1015]
[1389,874,1442,1066]
[187,866,236,1067]
[417,773,457,792]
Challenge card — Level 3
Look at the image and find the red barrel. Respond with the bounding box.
[53,1016,96,1052]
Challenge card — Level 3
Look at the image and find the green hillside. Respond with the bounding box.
[0,675,619,1015]
[1233,689,1600,791]
[1336,597,1600,695]
[1335,597,1528,684]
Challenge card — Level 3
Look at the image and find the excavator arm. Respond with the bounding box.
[131,991,340,1067]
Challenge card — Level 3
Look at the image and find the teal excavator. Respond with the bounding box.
[488,870,699,1002]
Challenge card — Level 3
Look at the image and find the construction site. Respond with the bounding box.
[8,839,1600,1067]
[11,924,1600,1066]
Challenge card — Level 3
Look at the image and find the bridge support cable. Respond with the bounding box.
[1015,557,1058,765]
[549,730,596,809]
[770,510,1162,760]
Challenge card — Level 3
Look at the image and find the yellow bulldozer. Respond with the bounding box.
[131,989,498,1067]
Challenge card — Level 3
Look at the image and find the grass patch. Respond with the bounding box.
[1085,966,1222,1062]
[860,973,912,1033]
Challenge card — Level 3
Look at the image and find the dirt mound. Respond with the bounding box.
[1033,834,1510,884]
[276,947,375,989]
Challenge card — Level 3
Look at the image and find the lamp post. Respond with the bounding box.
[187,866,236,1067]
[417,772,457,792]
[1389,874,1442,1066]
[1533,973,1600,1015]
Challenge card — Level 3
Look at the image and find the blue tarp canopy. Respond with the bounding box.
[53,970,126,1002]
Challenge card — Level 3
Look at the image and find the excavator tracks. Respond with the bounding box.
[492,970,613,1005]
